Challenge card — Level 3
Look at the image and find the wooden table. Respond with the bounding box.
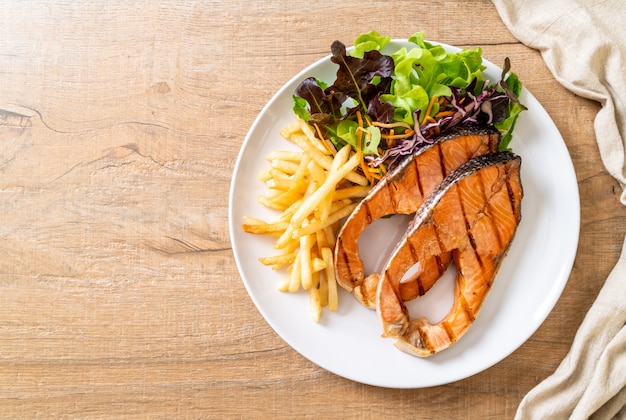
[1,1,624,417]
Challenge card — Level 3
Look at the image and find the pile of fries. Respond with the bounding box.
[242,119,371,321]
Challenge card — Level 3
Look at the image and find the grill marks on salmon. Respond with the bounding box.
[376,152,523,357]
[334,125,501,308]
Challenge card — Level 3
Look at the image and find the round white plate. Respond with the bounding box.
[228,40,580,388]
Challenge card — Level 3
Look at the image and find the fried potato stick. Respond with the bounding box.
[243,121,373,321]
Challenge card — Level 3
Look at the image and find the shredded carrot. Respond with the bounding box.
[434,110,455,118]
[371,121,413,131]
[367,168,382,181]
[324,139,337,155]
[355,111,373,185]
[356,111,364,147]
[423,115,437,125]
[356,126,370,136]
[363,113,373,127]
[381,131,414,140]
[313,123,336,156]
[386,128,395,149]
[359,152,373,185]
[425,95,438,120]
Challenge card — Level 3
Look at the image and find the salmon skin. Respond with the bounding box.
[376,151,523,357]
[334,125,501,308]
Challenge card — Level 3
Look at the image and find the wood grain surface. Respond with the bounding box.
[1,1,624,418]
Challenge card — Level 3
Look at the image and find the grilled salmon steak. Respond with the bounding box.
[334,125,501,308]
[376,152,522,357]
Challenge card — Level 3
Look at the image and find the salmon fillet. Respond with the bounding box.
[334,125,501,308]
[376,152,523,357]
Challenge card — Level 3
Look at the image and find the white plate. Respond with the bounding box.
[228,40,580,388]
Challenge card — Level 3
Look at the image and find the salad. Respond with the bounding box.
[292,31,526,184]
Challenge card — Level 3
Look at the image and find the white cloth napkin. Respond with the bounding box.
[490,0,626,418]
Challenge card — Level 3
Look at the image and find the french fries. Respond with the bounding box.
[242,119,372,321]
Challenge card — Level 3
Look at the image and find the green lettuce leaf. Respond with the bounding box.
[379,32,486,125]
[351,30,391,59]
